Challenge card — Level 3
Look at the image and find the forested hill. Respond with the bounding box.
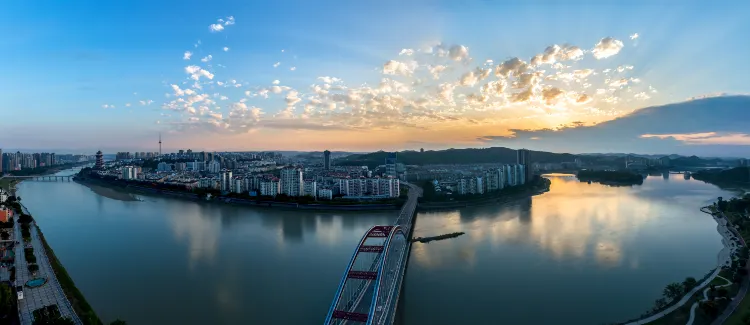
[336,147,578,168]
[692,167,750,186]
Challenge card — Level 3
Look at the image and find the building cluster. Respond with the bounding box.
[97,149,401,201]
[431,149,532,196]
[115,152,159,160]
[454,164,527,195]
[193,167,400,200]
[1,149,91,174]
[625,156,672,170]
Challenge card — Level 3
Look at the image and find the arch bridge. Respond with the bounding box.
[324,182,422,325]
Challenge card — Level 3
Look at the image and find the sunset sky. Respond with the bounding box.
[1,0,749,155]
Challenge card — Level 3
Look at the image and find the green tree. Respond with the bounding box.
[682,277,698,291]
[654,297,668,309]
[109,320,127,325]
[664,282,684,300]
[700,300,720,317]
[0,283,13,316]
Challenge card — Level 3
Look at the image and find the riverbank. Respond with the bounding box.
[35,223,101,325]
[417,178,550,211]
[73,176,403,211]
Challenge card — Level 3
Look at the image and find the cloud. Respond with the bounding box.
[118,32,667,139]
[530,44,584,66]
[223,47,230,52]
[448,45,470,61]
[428,65,447,79]
[399,49,415,56]
[640,132,750,145]
[592,37,624,59]
[383,60,416,76]
[209,24,224,32]
[541,87,564,105]
[608,78,628,88]
[183,51,193,60]
[630,33,639,40]
[495,58,528,78]
[185,65,214,80]
[479,96,750,156]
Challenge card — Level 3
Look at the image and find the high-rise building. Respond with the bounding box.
[385,153,397,177]
[517,149,531,182]
[280,167,304,196]
[220,169,233,192]
[323,150,331,170]
[95,151,104,170]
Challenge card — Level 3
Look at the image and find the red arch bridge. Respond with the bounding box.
[323,182,422,325]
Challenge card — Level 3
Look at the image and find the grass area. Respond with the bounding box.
[725,296,750,324]
[35,225,103,325]
[645,292,702,325]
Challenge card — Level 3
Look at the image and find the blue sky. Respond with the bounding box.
[1,0,749,155]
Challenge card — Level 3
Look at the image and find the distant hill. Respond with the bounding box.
[335,147,578,168]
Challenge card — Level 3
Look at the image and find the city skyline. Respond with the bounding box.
[1,1,749,155]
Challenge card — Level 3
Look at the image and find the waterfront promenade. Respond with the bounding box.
[14,212,81,324]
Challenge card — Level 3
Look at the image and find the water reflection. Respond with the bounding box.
[167,204,221,268]
[404,174,735,325]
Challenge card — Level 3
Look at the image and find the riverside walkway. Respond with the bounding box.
[14,212,81,324]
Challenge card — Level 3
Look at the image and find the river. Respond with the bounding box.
[16,171,737,325]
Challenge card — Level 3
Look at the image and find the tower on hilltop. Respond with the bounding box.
[95,150,104,170]
[159,133,162,156]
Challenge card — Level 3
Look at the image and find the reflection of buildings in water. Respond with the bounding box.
[280,214,304,242]
[167,203,221,269]
[411,176,680,269]
[517,197,532,224]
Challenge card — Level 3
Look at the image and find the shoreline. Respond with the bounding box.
[417,178,551,211]
[73,176,403,212]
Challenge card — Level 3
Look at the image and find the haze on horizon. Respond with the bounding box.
[1,1,749,156]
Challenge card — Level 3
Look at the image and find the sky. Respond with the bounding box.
[1,0,749,155]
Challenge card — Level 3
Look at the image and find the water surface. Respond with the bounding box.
[18,172,734,324]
